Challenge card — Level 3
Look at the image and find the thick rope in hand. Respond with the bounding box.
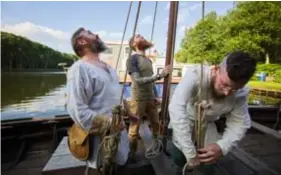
[182,101,209,175]
[86,2,141,175]
[182,2,206,175]
[96,106,123,175]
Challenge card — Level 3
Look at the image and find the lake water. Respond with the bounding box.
[1,72,280,121]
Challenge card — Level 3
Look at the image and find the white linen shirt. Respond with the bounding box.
[168,65,251,162]
[66,60,129,169]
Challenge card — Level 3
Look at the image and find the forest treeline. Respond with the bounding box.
[1,31,78,71]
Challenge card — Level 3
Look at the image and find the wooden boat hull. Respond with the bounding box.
[1,104,280,175]
[1,105,279,141]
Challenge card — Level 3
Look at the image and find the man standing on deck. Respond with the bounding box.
[126,34,171,162]
[168,51,257,174]
[67,27,138,174]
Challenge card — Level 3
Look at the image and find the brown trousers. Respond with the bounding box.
[128,100,159,152]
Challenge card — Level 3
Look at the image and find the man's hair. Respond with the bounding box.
[224,51,257,83]
[71,27,85,57]
[129,36,136,51]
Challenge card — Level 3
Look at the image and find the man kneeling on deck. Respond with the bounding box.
[126,34,171,162]
[168,51,257,174]
[67,27,138,175]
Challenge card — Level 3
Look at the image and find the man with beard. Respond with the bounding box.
[168,51,257,174]
[67,27,136,174]
[126,34,171,162]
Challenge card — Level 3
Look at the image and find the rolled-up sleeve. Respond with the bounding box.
[168,69,198,160]
[216,88,251,155]
[66,64,98,130]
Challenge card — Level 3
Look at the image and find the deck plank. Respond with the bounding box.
[42,136,156,175]
[251,121,281,140]
[42,137,86,175]
[138,123,180,175]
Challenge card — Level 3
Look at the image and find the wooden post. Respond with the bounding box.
[160,1,179,151]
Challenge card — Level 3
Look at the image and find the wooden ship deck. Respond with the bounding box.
[1,104,281,175]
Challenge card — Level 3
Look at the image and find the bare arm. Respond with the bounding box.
[131,72,159,84]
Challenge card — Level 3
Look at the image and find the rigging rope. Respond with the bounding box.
[148,1,158,56]
[115,1,133,70]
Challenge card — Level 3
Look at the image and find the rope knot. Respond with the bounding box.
[195,100,211,110]
[200,100,211,109]
[112,105,122,115]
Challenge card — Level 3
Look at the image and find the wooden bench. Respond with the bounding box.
[42,137,87,175]
[42,136,154,175]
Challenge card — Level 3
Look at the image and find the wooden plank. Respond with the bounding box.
[42,137,86,175]
[251,121,281,140]
[216,153,256,175]
[2,167,43,175]
[42,136,155,175]
[43,166,87,175]
[231,146,279,175]
[1,116,70,126]
[138,123,179,175]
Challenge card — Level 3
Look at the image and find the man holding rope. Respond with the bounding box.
[168,51,257,174]
[126,34,171,162]
[66,27,138,174]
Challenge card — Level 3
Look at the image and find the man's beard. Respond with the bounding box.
[210,77,226,99]
[137,40,153,51]
[90,39,107,53]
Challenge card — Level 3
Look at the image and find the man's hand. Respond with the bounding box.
[197,143,223,164]
[122,99,140,122]
[119,120,126,130]
[160,65,172,78]
[187,155,201,168]
[153,97,161,106]
[128,115,139,122]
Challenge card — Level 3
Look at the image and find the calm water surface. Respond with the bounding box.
[1,72,280,121]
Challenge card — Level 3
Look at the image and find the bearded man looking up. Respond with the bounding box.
[67,27,137,174]
[126,34,172,162]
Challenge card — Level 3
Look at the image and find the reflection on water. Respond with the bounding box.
[1,72,68,120]
[1,72,280,121]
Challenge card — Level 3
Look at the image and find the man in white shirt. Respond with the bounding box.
[168,51,257,174]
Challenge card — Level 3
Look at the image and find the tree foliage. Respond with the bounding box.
[176,2,281,64]
[1,31,78,71]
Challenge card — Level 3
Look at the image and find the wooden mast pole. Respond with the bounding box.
[160,1,179,151]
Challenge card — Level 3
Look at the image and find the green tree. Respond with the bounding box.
[176,2,281,64]
[224,1,281,63]
[176,12,223,64]
[1,31,77,70]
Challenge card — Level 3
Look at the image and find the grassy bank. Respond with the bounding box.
[248,81,281,91]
